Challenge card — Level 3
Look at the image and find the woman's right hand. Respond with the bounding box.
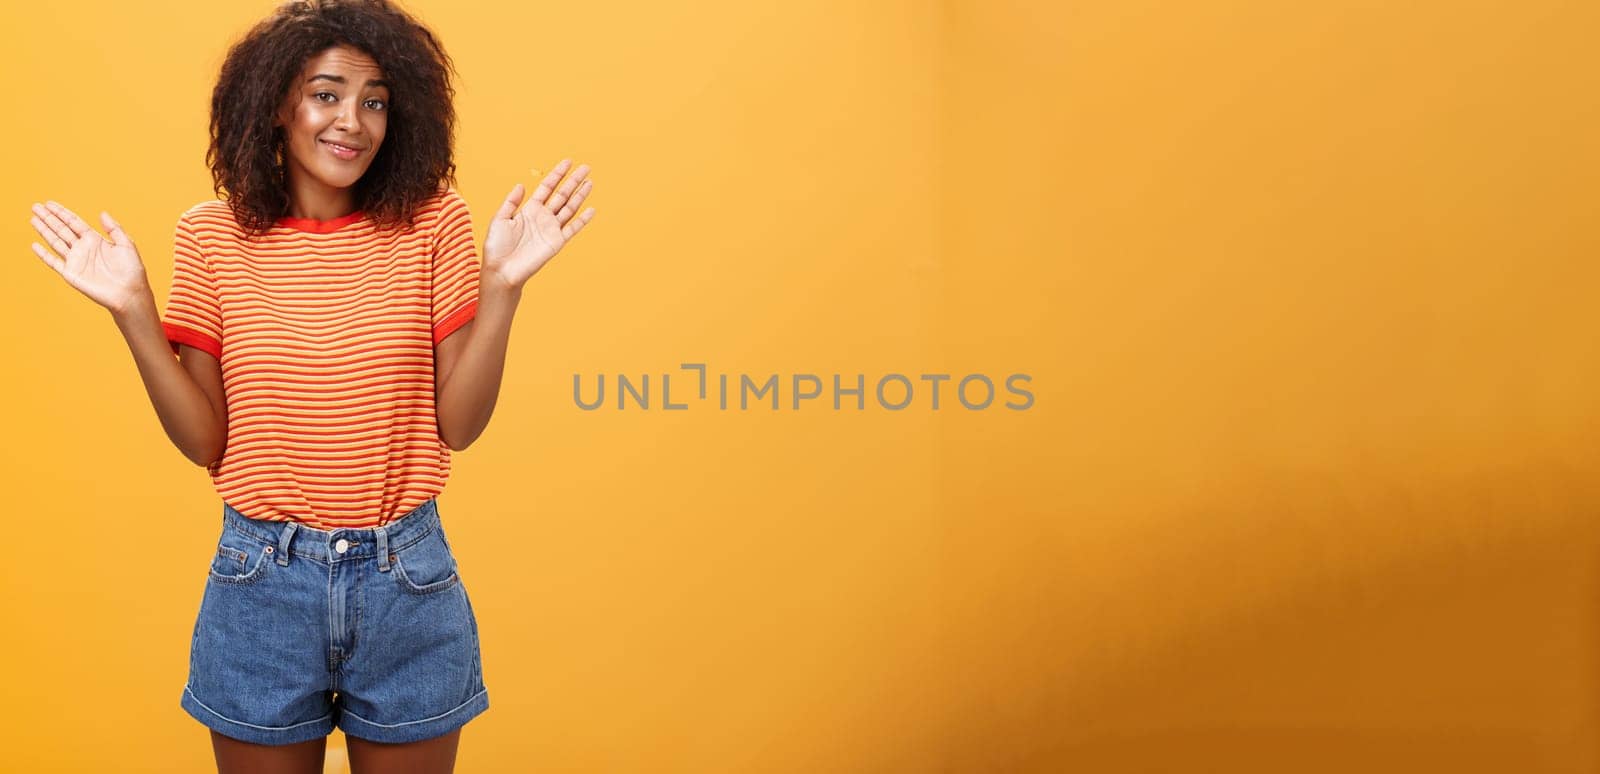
[30,201,154,318]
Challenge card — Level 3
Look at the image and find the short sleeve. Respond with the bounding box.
[431,189,480,345]
[161,212,223,359]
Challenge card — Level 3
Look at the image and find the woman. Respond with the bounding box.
[27,1,595,771]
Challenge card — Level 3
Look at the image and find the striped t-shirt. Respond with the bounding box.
[161,188,480,530]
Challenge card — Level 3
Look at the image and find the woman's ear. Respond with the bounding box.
[270,125,286,169]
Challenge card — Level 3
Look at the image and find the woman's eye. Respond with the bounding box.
[364,99,387,111]
[314,92,337,102]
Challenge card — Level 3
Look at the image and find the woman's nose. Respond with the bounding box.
[334,102,359,130]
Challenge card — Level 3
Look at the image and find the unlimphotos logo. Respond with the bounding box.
[574,364,1034,411]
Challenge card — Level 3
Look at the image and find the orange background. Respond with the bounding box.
[2,0,1596,771]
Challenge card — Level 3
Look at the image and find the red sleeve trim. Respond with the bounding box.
[432,299,478,345]
[164,323,223,359]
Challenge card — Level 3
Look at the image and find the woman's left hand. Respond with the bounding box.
[482,159,596,289]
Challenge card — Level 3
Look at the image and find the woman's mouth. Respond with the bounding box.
[321,140,363,161]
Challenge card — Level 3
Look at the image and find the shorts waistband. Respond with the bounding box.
[219,499,441,568]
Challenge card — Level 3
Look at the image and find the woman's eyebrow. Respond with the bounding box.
[306,74,389,88]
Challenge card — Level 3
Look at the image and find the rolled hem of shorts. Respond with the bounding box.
[180,686,334,746]
[338,688,489,744]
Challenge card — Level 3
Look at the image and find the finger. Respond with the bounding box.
[545,163,590,214]
[32,203,80,248]
[31,242,65,275]
[45,201,94,239]
[528,160,571,209]
[555,179,593,226]
[30,214,73,256]
[496,184,525,220]
[101,211,134,248]
[560,208,596,240]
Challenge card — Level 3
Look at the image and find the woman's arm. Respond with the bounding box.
[30,201,227,467]
[434,275,517,451]
[434,160,596,451]
[114,300,229,467]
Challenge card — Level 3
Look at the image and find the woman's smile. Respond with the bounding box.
[321,139,364,161]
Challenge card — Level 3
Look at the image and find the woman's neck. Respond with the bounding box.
[284,170,357,221]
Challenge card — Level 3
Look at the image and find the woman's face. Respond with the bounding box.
[275,45,390,194]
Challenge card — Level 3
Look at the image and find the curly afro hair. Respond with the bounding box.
[207,0,458,237]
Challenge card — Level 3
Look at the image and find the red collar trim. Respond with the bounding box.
[276,210,368,233]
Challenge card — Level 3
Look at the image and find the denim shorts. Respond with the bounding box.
[180,497,489,746]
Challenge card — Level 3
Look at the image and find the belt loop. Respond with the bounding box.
[376,522,391,573]
[276,522,298,566]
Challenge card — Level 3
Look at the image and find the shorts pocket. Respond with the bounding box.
[208,541,272,585]
[390,528,460,595]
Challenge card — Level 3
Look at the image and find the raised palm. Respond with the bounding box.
[30,201,151,316]
[483,159,596,289]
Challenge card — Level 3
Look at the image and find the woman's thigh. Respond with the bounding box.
[211,730,327,774]
[346,728,461,774]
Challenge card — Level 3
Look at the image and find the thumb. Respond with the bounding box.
[100,211,134,248]
[496,184,525,221]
